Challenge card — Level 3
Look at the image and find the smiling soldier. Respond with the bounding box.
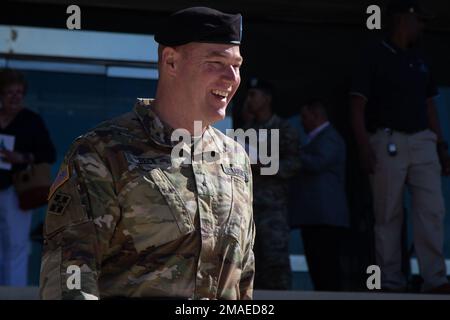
[40,7,255,300]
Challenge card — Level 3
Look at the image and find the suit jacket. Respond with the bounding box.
[289,124,350,228]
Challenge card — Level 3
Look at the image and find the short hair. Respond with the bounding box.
[157,45,164,68]
[157,44,189,70]
[300,98,328,118]
[0,68,27,94]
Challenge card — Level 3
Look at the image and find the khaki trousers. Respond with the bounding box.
[369,129,447,291]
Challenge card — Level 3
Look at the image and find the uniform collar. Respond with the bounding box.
[133,98,222,156]
[133,98,178,148]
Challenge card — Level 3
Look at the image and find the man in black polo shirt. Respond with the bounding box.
[350,0,450,293]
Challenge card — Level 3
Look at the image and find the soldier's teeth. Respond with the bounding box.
[212,90,228,98]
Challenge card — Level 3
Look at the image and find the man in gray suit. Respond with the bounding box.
[290,99,350,291]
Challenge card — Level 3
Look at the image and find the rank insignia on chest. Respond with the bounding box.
[48,192,72,215]
[222,165,249,182]
[125,152,171,170]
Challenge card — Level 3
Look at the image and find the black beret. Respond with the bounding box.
[247,77,274,96]
[155,7,242,46]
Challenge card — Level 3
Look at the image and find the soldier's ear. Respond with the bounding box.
[161,47,179,76]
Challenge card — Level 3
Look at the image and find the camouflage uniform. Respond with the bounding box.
[40,99,255,300]
[250,114,300,290]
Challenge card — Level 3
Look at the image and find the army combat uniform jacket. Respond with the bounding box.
[40,99,255,300]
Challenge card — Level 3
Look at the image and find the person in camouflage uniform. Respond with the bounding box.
[40,7,255,300]
[243,78,300,290]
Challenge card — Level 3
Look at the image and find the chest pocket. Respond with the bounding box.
[118,168,195,252]
[220,164,250,244]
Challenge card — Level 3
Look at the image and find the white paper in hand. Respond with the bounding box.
[0,134,15,171]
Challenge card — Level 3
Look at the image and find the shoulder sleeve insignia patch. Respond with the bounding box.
[48,165,70,200]
[48,192,72,215]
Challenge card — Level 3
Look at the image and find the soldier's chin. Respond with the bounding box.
[209,108,227,124]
